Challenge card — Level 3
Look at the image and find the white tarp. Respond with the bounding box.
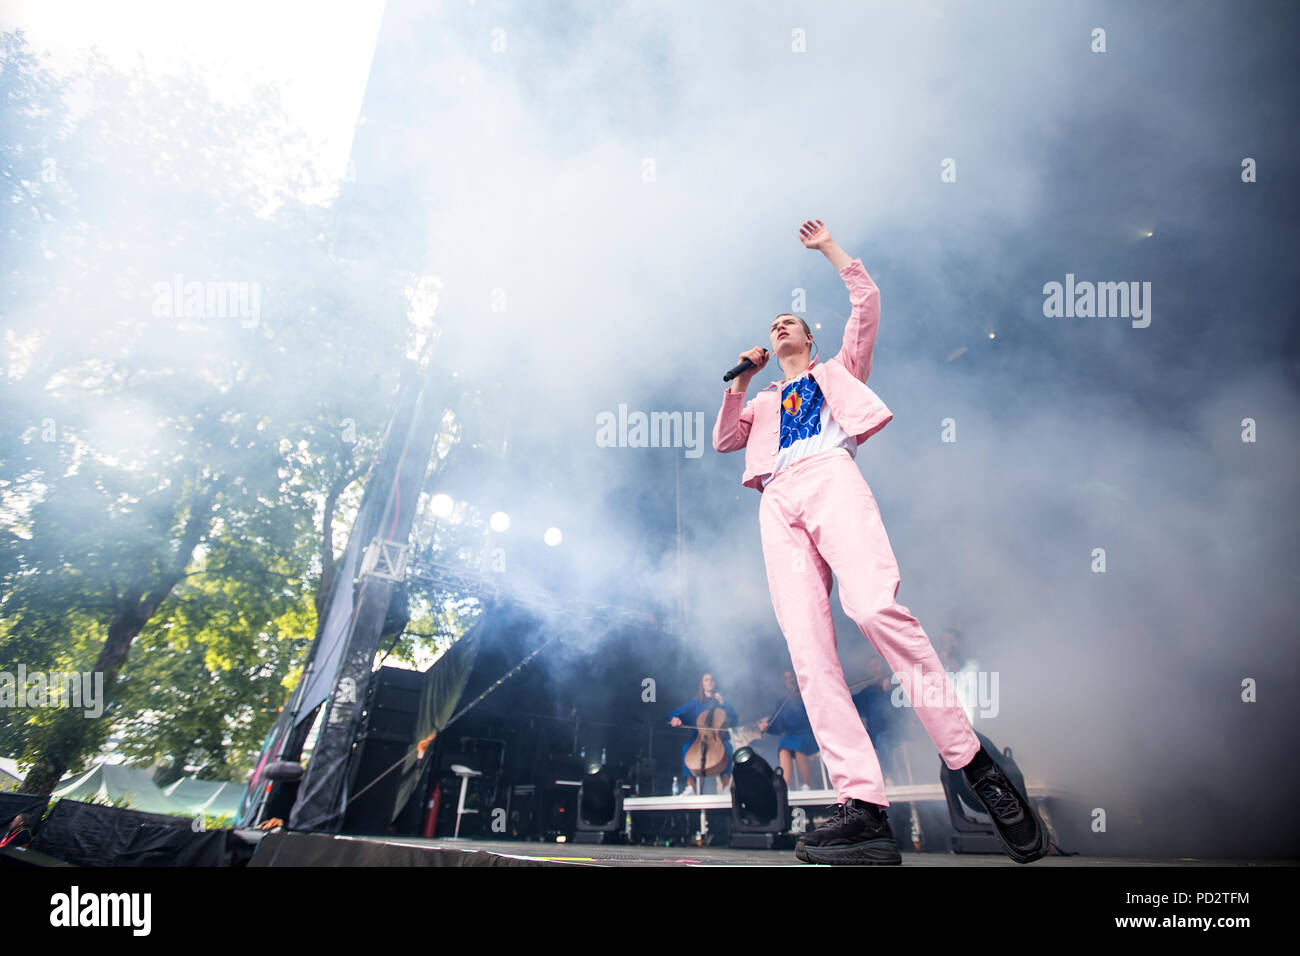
[52,763,180,815]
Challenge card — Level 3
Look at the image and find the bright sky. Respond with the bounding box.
[0,0,387,200]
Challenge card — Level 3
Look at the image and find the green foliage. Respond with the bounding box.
[0,30,466,787]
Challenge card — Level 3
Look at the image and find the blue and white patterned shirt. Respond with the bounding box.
[758,368,857,489]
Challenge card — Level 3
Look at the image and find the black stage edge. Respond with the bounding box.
[250,832,1297,869]
[248,830,584,867]
[10,800,261,868]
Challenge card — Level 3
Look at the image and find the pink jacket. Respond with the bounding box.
[713,257,893,492]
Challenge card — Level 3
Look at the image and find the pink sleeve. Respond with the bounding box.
[713,388,753,453]
[834,258,881,383]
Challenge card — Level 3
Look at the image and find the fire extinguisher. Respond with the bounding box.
[422,783,442,838]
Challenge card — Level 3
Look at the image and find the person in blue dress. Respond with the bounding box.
[759,669,821,790]
[851,656,902,782]
[668,673,739,795]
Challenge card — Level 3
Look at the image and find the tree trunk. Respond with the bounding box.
[18,483,221,796]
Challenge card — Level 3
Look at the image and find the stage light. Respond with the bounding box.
[575,763,624,843]
[544,527,562,546]
[731,748,777,822]
[729,746,791,848]
[430,493,454,518]
[490,511,510,532]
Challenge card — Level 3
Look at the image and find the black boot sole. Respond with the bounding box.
[795,837,903,865]
[996,805,1051,864]
[963,773,1051,864]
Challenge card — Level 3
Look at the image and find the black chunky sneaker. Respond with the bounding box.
[794,798,903,865]
[961,747,1049,863]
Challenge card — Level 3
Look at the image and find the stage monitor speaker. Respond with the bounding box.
[341,666,424,835]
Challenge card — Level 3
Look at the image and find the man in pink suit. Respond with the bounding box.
[713,219,1048,865]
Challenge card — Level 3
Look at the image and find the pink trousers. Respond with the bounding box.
[758,446,980,806]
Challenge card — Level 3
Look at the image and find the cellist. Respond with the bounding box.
[668,672,738,795]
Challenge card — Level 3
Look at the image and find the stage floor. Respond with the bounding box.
[326,834,1288,868]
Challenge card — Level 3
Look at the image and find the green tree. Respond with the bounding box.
[0,31,418,793]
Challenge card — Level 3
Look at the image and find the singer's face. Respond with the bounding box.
[770,314,811,358]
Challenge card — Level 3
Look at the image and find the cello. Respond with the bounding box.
[678,689,732,846]
[683,693,732,780]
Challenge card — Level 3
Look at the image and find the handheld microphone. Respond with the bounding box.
[723,349,769,383]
